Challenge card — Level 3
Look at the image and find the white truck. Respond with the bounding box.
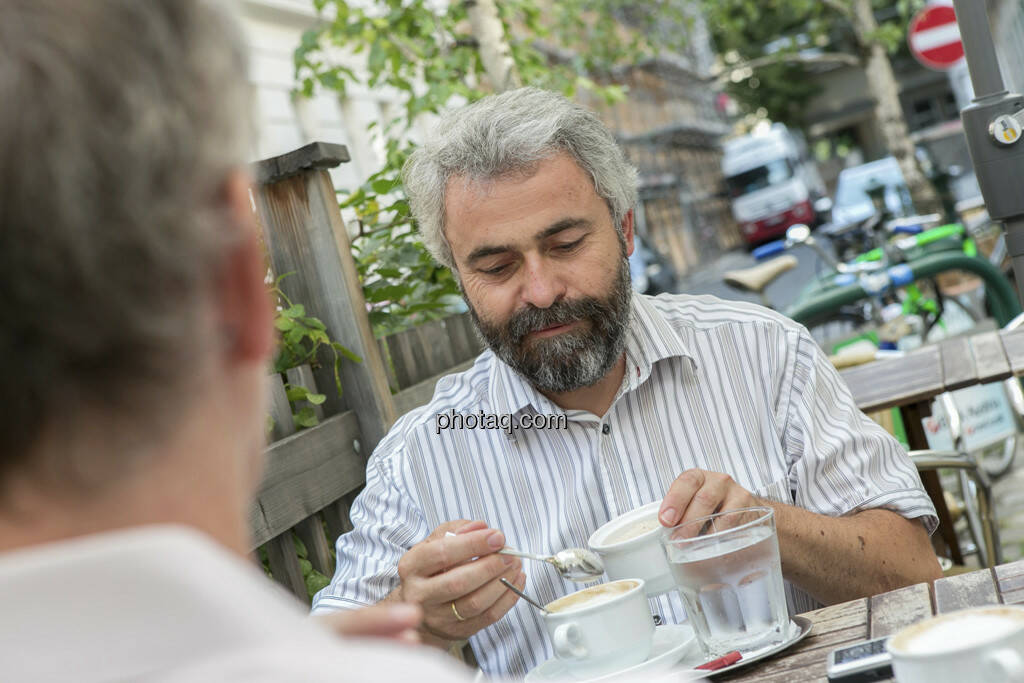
[721,123,826,246]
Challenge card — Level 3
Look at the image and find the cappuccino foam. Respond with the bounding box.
[897,612,1024,654]
[546,580,637,614]
[604,517,660,545]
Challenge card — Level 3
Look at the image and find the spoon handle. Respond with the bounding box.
[497,547,548,562]
[500,577,549,614]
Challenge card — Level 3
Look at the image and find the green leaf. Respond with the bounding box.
[294,406,319,429]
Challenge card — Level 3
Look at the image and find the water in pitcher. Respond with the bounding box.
[667,525,788,656]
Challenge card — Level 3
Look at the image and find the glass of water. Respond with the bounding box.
[661,507,789,657]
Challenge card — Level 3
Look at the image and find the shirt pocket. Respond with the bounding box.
[754,477,793,505]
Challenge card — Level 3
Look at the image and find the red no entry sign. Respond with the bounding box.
[908,5,965,70]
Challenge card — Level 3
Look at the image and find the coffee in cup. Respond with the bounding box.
[888,605,1024,683]
[542,579,654,680]
[546,580,636,613]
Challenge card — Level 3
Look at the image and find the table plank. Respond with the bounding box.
[841,346,944,413]
[934,568,999,613]
[970,331,1013,383]
[869,582,933,637]
[938,336,978,391]
[999,327,1024,376]
[995,560,1024,605]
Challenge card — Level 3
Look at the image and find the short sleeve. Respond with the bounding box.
[780,328,938,534]
[311,448,431,613]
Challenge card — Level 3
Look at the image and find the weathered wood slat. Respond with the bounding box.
[456,313,484,356]
[253,148,397,446]
[393,359,478,417]
[376,338,401,392]
[416,318,457,379]
[999,327,1024,376]
[388,326,429,389]
[295,515,334,577]
[970,331,1012,383]
[841,346,944,412]
[267,373,295,441]
[265,533,308,602]
[249,411,365,548]
[934,568,999,613]
[447,313,477,361]
[938,337,978,391]
[995,559,1024,582]
[869,582,932,637]
[995,560,1024,604]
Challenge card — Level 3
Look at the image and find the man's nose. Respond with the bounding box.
[520,257,565,309]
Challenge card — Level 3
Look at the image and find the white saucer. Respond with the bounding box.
[674,615,814,677]
[524,624,696,682]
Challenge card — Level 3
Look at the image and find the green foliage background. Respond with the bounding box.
[295,0,691,336]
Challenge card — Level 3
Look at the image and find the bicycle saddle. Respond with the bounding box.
[723,254,798,295]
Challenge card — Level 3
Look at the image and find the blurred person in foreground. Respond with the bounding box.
[313,87,944,677]
[0,1,484,681]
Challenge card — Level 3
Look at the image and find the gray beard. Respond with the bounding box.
[468,257,633,394]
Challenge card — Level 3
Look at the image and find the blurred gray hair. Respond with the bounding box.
[0,0,251,484]
[403,87,639,269]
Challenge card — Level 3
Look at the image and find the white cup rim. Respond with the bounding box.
[544,578,646,617]
[888,605,1024,658]
[588,502,662,551]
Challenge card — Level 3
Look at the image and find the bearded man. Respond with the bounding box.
[314,87,942,678]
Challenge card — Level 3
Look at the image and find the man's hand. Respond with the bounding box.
[658,469,759,527]
[387,520,525,648]
[315,602,423,645]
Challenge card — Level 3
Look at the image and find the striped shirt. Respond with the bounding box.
[313,293,938,677]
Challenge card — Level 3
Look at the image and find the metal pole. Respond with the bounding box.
[952,0,1006,99]
[953,0,1024,308]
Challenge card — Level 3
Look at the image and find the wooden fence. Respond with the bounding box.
[250,141,485,601]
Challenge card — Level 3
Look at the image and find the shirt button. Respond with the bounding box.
[602,424,610,435]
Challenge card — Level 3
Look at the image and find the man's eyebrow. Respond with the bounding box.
[465,218,591,265]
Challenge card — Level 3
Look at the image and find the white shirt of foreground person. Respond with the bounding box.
[0,525,478,683]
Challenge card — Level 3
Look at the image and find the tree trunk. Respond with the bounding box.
[851,0,941,213]
[464,0,521,92]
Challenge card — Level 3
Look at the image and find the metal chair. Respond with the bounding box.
[909,392,1002,568]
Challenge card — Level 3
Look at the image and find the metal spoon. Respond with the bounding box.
[499,546,605,583]
[500,577,550,614]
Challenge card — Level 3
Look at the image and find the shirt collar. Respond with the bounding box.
[487,292,695,416]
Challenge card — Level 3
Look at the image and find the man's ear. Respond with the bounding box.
[622,209,636,257]
[218,169,274,365]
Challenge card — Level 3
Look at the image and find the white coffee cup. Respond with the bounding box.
[543,578,655,680]
[588,502,674,596]
[888,605,1024,683]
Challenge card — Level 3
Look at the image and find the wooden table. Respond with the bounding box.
[837,326,1024,564]
[718,560,1024,682]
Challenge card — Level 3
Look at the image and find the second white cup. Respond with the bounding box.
[543,578,654,680]
[888,605,1024,683]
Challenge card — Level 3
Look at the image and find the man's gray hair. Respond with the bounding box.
[0,0,251,483]
[403,87,639,269]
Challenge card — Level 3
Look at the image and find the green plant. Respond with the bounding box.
[295,0,689,337]
[271,273,362,429]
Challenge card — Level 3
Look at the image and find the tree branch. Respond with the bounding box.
[820,0,855,20]
[710,51,861,84]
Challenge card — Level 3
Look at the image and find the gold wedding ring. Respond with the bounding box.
[451,601,467,622]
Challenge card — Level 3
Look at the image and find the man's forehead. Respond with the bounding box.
[444,163,542,203]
